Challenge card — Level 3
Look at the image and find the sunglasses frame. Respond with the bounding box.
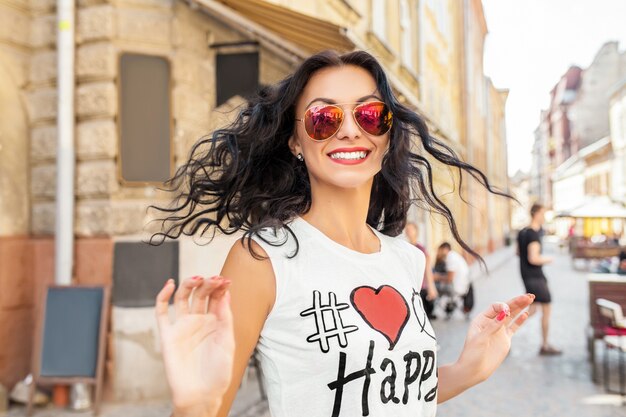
[295,100,393,142]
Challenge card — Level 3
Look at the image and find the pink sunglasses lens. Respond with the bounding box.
[354,102,393,136]
[304,105,344,140]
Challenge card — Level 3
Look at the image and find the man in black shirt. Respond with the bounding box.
[517,203,562,355]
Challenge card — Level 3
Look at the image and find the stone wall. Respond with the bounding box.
[69,0,291,401]
[0,0,295,399]
[26,0,294,240]
[0,0,35,390]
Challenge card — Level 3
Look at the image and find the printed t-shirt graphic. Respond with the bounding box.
[350,285,410,350]
[252,217,438,417]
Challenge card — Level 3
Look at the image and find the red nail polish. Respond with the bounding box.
[496,310,507,321]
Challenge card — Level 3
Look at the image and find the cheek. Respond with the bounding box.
[374,135,391,157]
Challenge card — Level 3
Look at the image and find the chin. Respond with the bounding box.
[319,171,378,190]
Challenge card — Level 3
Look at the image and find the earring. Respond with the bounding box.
[296,153,304,161]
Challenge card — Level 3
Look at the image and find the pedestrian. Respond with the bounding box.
[404,222,438,318]
[516,203,562,355]
[433,242,473,318]
[152,50,535,417]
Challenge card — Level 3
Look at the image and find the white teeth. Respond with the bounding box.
[329,151,368,160]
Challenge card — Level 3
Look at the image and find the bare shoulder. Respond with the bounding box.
[223,237,270,267]
[221,237,276,314]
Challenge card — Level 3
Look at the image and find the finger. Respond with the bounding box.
[507,293,535,317]
[174,276,203,316]
[482,301,511,320]
[208,278,232,320]
[155,278,175,331]
[189,276,222,314]
[482,294,533,321]
[508,310,530,334]
[209,283,234,346]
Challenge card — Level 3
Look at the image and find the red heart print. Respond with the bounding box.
[350,285,410,350]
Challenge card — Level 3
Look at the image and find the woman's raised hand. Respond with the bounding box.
[155,276,235,417]
[457,293,535,382]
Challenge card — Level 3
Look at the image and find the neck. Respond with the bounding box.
[301,178,379,253]
[530,220,542,230]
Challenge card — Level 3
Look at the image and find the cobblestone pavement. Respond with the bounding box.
[435,241,626,417]
[7,242,625,417]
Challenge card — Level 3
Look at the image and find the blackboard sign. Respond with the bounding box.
[29,285,110,416]
[40,287,103,377]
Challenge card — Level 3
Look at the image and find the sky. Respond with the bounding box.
[481,0,626,176]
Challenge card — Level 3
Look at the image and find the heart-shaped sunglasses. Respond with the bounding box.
[295,101,393,141]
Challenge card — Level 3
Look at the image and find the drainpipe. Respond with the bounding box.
[54,0,75,285]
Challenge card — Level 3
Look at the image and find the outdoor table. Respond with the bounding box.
[587,273,626,382]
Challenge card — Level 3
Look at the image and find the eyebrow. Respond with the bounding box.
[305,94,382,109]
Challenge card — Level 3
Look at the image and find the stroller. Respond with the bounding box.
[433,260,474,320]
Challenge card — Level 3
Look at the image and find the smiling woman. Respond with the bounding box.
[150,50,534,417]
[150,51,505,260]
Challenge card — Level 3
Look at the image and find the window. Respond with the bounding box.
[216,51,260,107]
[119,53,171,183]
[400,0,413,69]
[372,0,387,41]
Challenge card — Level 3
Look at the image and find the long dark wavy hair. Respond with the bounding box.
[148,50,510,264]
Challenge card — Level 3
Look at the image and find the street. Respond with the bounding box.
[436,240,625,417]
[7,242,625,417]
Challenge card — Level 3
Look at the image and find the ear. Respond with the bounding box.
[288,135,302,157]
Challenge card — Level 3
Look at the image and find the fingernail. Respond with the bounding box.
[192,276,203,281]
[496,310,507,321]
[527,293,535,299]
[163,279,171,287]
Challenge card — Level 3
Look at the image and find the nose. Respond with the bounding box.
[334,107,361,141]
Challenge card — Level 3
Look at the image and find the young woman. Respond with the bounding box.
[153,50,534,417]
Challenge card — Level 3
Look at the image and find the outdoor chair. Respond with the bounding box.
[595,298,626,397]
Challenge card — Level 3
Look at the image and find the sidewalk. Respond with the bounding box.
[5,374,267,417]
[468,243,516,281]
[434,241,625,417]
[7,244,625,417]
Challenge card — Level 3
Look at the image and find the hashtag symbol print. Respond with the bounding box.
[299,290,359,353]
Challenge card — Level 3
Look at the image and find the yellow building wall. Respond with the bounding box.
[487,82,510,250]
[258,0,508,261]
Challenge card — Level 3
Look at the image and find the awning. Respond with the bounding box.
[190,0,450,145]
[556,196,626,219]
[216,0,354,53]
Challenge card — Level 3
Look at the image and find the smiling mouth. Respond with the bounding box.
[328,150,370,160]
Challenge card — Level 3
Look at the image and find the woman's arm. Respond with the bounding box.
[423,252,438,300]
[214,240,276,417]
[436,362,479,403]
[436,294,534,403]
[157,276,234,417]
[163,239,276,417]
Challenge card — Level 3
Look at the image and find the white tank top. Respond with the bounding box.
[251,217,438,417]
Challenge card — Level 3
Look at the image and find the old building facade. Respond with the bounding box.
[0,0,509,403]
[532,41,626,209]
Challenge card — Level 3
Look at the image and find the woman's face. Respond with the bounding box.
[290,65,391,190]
